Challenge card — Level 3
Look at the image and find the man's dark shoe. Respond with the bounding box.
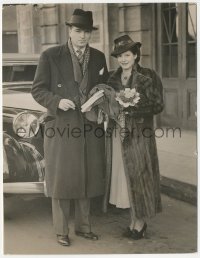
[75,231,99,240]
[57,235,70,246]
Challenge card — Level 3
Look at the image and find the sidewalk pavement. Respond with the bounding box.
[4,194,197,254]
[156,129,197,205]
[3,129,198,254]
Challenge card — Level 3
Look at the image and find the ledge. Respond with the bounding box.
[160,176,197,206]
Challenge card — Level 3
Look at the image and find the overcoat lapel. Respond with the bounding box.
[53,44,75,83]
[53,44,94,97]
[86,48,93,95]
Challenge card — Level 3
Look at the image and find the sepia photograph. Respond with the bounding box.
[2,1,197,255]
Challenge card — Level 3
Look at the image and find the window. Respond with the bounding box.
[3,31,19,53]
[161,3,178,78]
[157,3,197,129]
[2,5,19,53]
[187,3,196,78]
[3,65,37,82]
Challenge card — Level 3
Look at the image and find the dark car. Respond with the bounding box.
[3,53,47,196]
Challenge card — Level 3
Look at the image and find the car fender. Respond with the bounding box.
[3,132,45,184]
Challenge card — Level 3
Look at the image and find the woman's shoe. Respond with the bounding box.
[131,222,147,240]
[123,227,133,238]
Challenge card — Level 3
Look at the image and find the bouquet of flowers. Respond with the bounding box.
[115,88,140,139]
[116,88,140,108]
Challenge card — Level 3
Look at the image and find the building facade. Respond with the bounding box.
[2,3,197,130]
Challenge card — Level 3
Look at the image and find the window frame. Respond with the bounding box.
[157,3,197,80]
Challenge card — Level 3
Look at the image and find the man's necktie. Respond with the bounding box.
[76,49,83,61]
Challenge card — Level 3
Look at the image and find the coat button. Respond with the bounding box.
[57,83,62,87]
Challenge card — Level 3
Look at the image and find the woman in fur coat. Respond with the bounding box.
[103,34,164,240]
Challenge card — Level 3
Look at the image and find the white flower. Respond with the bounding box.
[115,97,129,108]
[115,88,140,108]
[123,88,131,98]
[130,93,140,106]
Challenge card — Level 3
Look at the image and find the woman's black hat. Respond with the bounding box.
[65,9,98,31]
[111,35,142,57]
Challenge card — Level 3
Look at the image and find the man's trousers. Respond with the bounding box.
[52,198,91,235]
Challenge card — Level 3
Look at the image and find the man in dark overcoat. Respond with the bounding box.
[31,9,109,246]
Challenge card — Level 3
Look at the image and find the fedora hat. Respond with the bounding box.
[111,35,141,57]
[65,9,98,30]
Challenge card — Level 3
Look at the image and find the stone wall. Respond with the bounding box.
[108,3,155,70]
[16,5,41,53]
[3,3,155,69]
[2,5,18,53]
[39,4,59,51]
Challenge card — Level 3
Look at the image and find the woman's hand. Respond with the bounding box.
[58,99,75,111]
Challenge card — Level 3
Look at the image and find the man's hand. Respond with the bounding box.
[58,99,75,111]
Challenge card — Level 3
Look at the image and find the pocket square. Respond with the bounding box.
[99,67,104,75]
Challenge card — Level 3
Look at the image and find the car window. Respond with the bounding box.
[3,65,37,82]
